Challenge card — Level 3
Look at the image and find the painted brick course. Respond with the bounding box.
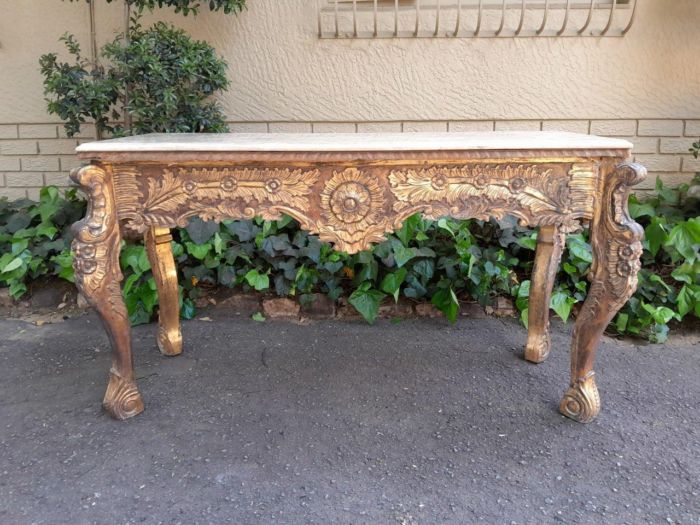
[18,124,57,139]
[37,139,79,155]
[0,125,18,139]
[589,120,637,136]
[541,120,589,134]
[494,120,541,132]
[633,154,682,173]
[21,156,60,172]
[637,120,684,137]
[357,122,402,133]
[403,121,448,132]
[449,121,495,132]
[313,122,357,133]
[5,172,43,187]
[0,140,38,155]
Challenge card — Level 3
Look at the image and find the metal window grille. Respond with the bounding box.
[318,0,637,39]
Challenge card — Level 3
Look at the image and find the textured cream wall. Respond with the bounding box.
[1,0,699,123]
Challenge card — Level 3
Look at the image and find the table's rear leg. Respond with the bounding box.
[145,227,183,356]
[71,165,144,420]
[559,162,645,423]
[524,224,565,363]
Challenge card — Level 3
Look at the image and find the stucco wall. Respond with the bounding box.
[1,0,699,197]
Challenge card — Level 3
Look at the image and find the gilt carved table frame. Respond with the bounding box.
[71,133,645,423]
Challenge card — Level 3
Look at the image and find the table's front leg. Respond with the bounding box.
[71,165,144,420]
[560,161,646,423]
[525,224,565,363]
[145,227,182,356]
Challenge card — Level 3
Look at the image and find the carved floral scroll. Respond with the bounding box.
[113,161,598,254]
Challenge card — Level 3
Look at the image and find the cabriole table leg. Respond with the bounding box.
[560,162,646,423]
[71,165,144,420]
[524,224,565,363]
[145,227,183,356]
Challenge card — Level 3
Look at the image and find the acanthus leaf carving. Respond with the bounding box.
[388,163,596,231]
[117,166,320,233]
[114,161,599,255]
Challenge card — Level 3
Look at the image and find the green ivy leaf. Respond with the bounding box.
[380,268,407,302]
[185,241,212,261]
[615,312,629,332]
[645,217,667,257]
[431,286,459,323]
[9,281,27,299]
[393,244,416,268]
[670,262,697,284]
[665,218,700,263]
[642,303,677,325]
[1,257,23,274]
[517,233,537,251]
[36,221,58,240]
[567,236,593,263]
[224,220,258,242]
[550,290,575,323]
[251,312,266,322]
[676,285,696,318]
[186,217,219,245]
[244,269,270,291]
[349,282,385,324]
[180,298,196,320]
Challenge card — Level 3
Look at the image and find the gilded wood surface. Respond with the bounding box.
[524,224,565,364]
[559,161,646,423]
[113,160,597,254]
[71,151,644,423]
[145,227,183,356]
[70,164,144,420]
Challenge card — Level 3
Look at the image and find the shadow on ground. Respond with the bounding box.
[0,314,698,524]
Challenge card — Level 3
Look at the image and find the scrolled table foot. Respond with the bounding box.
[157,326,183,357]
[103,370,145,420]
[559,373,600,423]
[524,333,551,363]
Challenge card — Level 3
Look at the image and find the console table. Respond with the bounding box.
[72,132,645,423]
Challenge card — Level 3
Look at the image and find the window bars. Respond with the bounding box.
[318,0,637,39]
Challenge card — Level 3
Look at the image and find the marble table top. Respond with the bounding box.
[76,132,633,153]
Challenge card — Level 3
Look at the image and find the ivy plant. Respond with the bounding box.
[1,177,698,343]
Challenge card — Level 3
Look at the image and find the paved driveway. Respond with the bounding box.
[1,314,698,524]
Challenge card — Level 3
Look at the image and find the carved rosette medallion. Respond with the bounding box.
[321,168,384,232]
[313,168,395,253]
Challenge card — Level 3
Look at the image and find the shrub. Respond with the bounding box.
[40,21,230,137]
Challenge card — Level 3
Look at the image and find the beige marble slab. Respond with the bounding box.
[76,132,633,153]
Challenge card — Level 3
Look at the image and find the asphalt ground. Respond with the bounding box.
[0,313,698,524]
